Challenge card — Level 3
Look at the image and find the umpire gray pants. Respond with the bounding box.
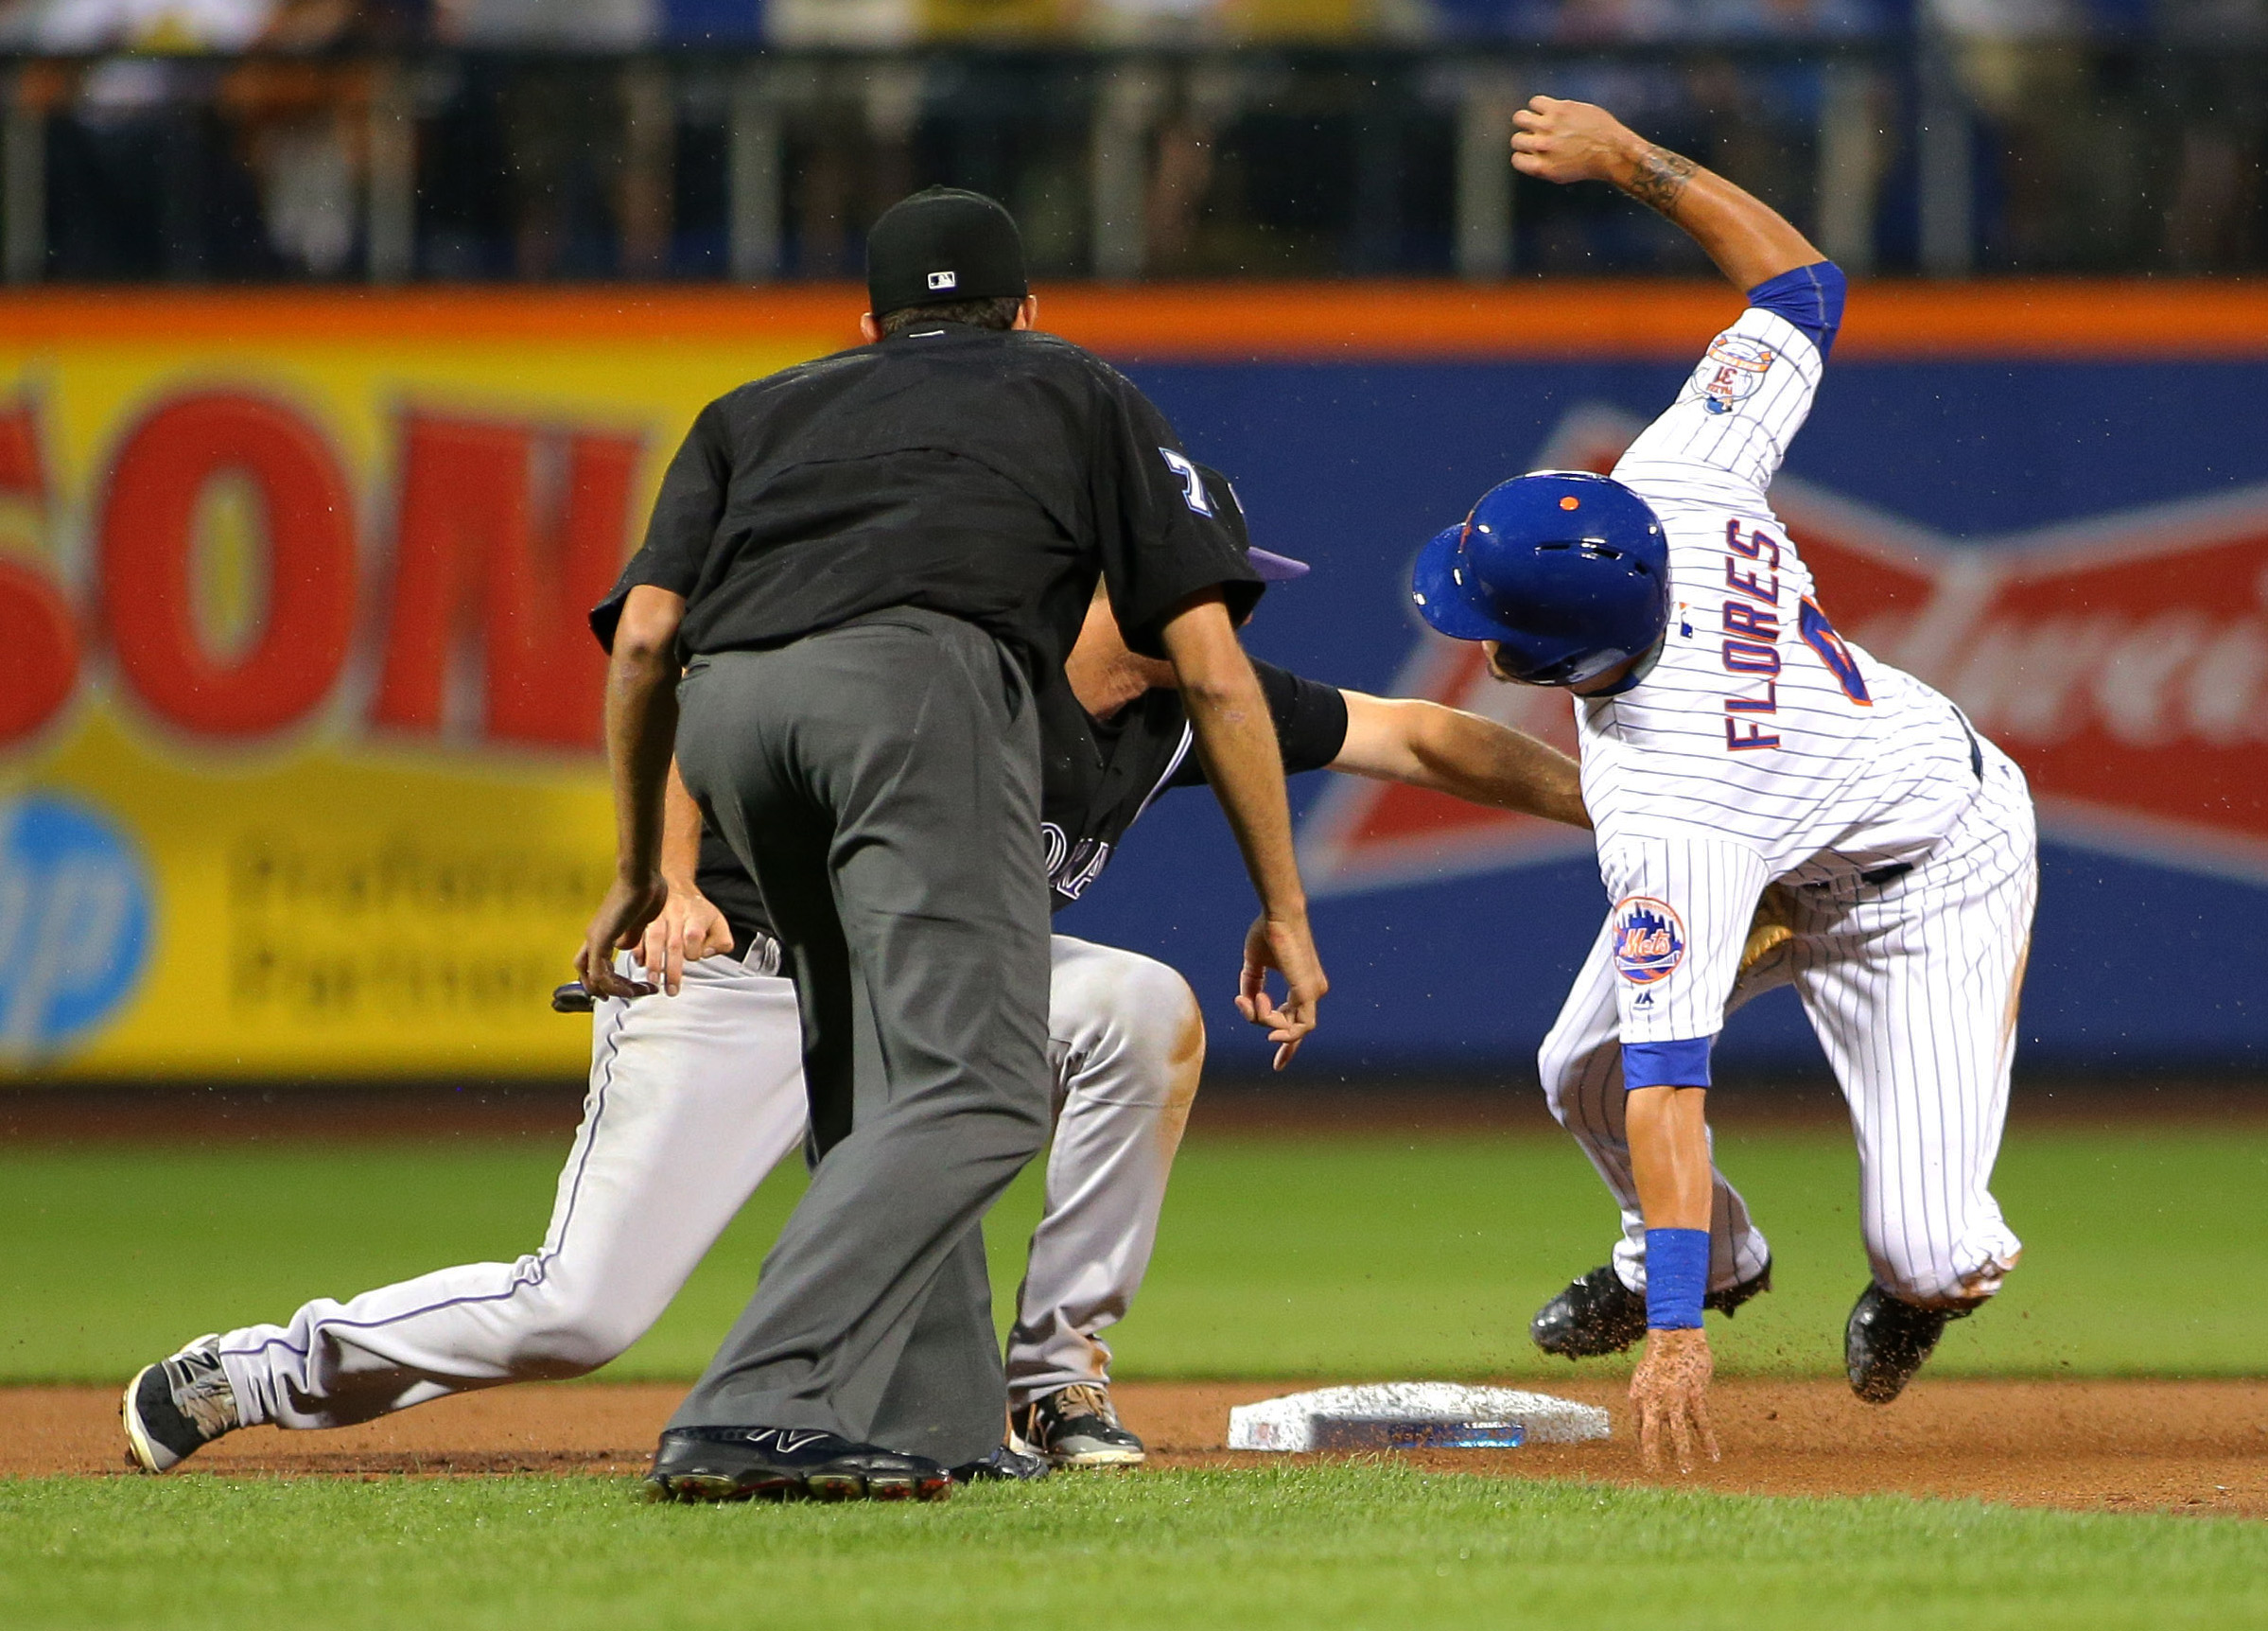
[668,608,1054,1466]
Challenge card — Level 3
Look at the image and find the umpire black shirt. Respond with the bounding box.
[698,660,1350,948]
[592,321,1262,681]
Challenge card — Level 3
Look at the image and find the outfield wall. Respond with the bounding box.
[0,282,2261,1079]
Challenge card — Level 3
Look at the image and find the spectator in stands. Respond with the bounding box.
[28,0,287,276]
[1930,0,2108,266]
[2161,0,2267,268]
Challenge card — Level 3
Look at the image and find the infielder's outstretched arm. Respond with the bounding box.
[1332,693,1589,829]
[1159,588,1328,1069]
[1510,97,1822,292]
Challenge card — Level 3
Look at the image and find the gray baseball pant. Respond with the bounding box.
[669,608,1054,1467]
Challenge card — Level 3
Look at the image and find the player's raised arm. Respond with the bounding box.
[1510,97,1822,293]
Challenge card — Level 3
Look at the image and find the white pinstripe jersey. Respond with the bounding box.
[1579,303,1988,1046]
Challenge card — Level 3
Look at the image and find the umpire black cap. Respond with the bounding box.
[866,187,1030,319]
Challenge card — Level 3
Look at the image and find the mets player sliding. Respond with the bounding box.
[122,465,1594,1482]
[1411,97,2037,1471]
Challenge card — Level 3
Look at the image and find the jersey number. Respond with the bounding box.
[1159,447,1213,516]
[1798,598,1871,706]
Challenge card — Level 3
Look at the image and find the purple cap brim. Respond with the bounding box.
[1247,546,1311,582]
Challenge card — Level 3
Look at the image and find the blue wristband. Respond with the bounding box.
[1645,1227,1709,1330]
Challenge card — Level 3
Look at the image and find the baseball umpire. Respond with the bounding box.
[577,188,1326,1500]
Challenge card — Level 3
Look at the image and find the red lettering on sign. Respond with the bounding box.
[97,393,357,737]
[0,554,78,745]
[373,412,638,749]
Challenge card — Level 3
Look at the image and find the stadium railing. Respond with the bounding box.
[0,39,2257,284]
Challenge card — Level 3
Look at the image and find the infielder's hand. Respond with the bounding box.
[1630,1326,1721,1475]
[1509,96,1636,187]
[577,874,668,1002]
[635,882,737,997]
[1237,911,1327,1071]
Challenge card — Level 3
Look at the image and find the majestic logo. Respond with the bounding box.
[1300,404,2268,895]
[1697,335,1775,415]
[1611,896,1685,984]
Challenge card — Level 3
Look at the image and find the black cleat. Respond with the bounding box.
[951,1443,1052,1483]
[1707,1256,1773,1318]
[646,1427,952,1503]
[1011,1383,1145,1467]
[122,1335,240,1474]
[1530,1258,1774,1359]
[1844,1282,1975,1404]
[1530,1266,1648,1359]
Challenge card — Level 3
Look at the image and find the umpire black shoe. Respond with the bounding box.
[1530,1258,1774,1359]
[1011,1383,1145,1467]
[951,1443,1052,1483]
[1844,1282,1976,1405]
[647,1427,952,1502]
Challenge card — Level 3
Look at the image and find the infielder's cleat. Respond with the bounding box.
[646,1427,951,1503]
[1531,1258,1774,1358]
[951,1443,1053,1483]
[121,1335,239,1474]
[1844,1282,1976,1404]
[1011,1383,1145,1468]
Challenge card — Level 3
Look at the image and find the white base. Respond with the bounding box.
[1226,1383,1611,1452]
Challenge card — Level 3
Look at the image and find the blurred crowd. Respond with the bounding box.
[0,0,2256,280]
[0,0,2246,46]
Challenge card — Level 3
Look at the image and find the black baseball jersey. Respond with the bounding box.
[591,321,1263,684]
[695,658,1350,946]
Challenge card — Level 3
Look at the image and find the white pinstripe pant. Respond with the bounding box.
[1541,745,2036,1307]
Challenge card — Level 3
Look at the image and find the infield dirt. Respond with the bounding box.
[13,1377,2266,1517]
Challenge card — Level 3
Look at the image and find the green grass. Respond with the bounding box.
[5,1465,2265,1631]
[0,1122,2261,1383]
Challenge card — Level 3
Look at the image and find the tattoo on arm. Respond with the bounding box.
[1625,145,1696,218]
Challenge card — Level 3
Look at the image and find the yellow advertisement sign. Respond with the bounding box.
[0,290,853,1078]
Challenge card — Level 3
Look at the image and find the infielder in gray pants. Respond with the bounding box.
[664,611,1055,1468]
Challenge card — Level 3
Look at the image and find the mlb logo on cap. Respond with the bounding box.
[928,270,957,291]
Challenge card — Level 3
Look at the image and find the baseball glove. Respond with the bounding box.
[1738,884,1796,974]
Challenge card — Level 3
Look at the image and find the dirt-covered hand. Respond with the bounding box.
[1631,1325,1721,1474]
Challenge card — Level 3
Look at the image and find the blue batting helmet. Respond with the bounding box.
[1409,470,1669,687]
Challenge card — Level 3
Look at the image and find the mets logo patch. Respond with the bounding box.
[1611,896,1686,985]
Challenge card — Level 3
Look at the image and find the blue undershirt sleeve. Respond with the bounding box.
[1745,261,1846,361]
